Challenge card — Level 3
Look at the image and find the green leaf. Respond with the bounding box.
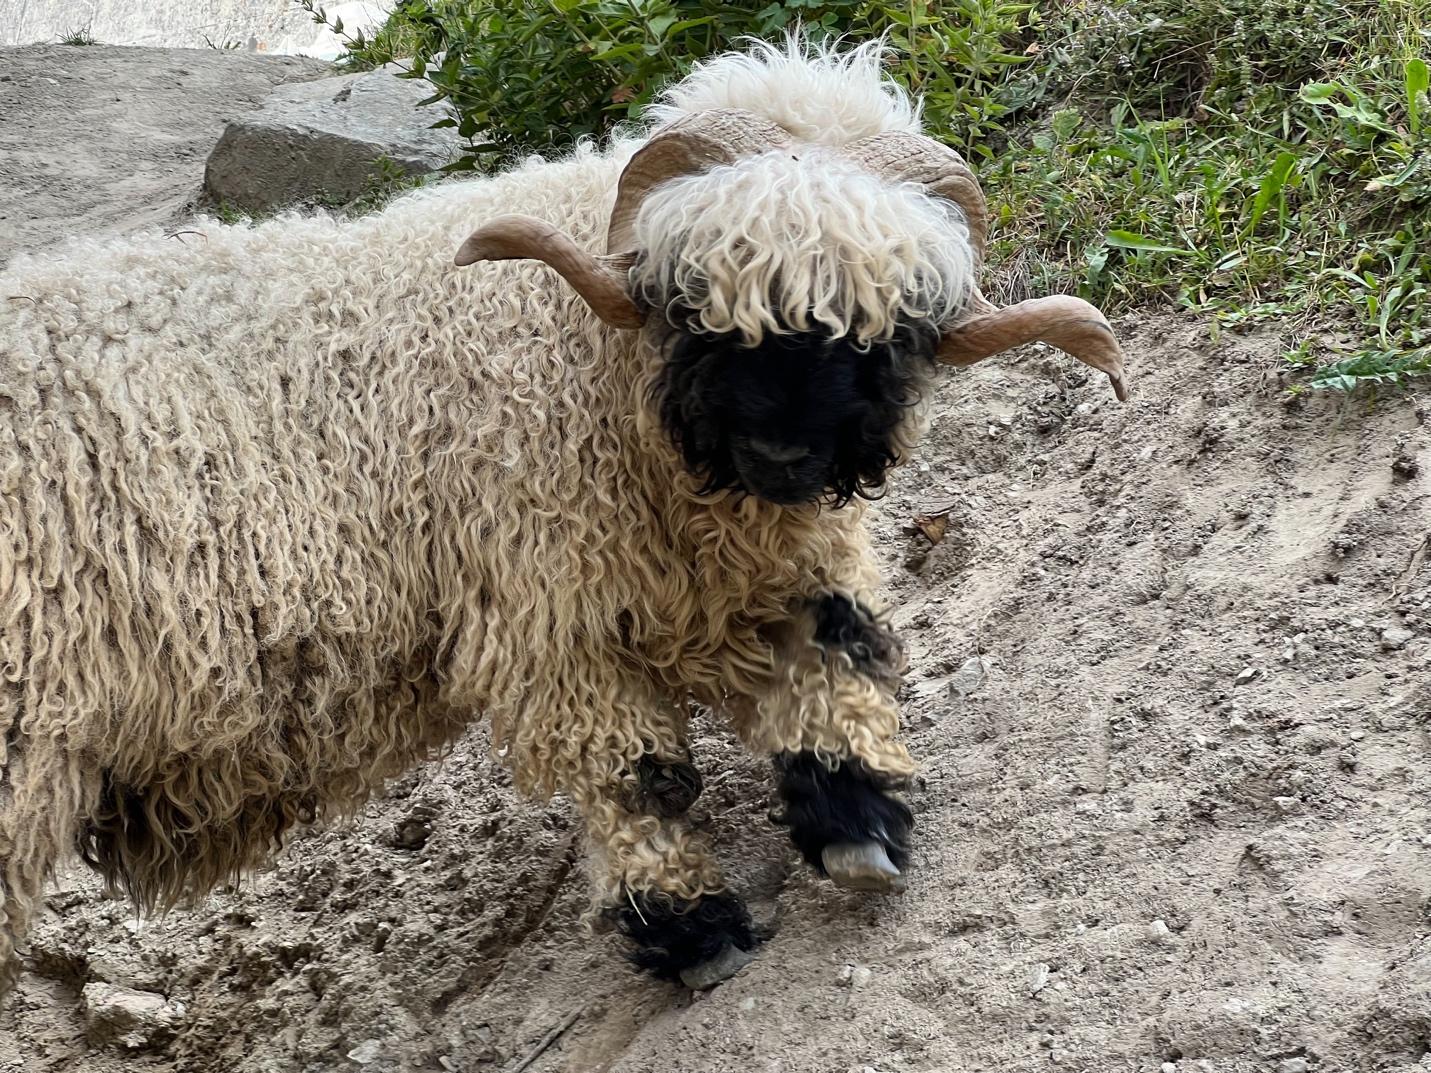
[1406,57,1429,135]
[1242,150,1297,240]
[1104,231,1198,256]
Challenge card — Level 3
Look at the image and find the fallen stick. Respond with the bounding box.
[507,1008,582,1073]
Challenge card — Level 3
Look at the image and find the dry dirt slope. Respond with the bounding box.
[2,311,1429,1073]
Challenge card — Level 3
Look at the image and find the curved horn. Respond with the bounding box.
[454,214,642,330]
[843,132,988,262]
[846,133,1127,400]
[937,295,1128,401]
[606,109,792,254]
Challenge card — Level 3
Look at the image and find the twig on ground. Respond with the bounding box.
[506,1008,582,1073]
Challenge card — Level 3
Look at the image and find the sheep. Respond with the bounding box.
[0,34,1127,995]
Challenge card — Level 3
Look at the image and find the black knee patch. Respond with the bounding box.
[772,752,913,873]
[630,755,704,818]
[810,593,905,684]
[606,890,757,980]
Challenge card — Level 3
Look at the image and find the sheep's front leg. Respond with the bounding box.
[555,675,754,988]
[727,592,916,893]
[575,772,756,988]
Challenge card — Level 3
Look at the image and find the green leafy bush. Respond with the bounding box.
[298,0,1040,168]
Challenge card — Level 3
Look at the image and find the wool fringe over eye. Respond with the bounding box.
[630,150,975,348]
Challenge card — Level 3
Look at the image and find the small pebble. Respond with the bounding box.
[346,1041,382,1065]
[1381,627,1414,650]
[739,996,757,1011]
[1148,919,1172,945]
[1028,962,1050,994]
[1162,1063,1178,1073]
[1278,1060,1308,1073]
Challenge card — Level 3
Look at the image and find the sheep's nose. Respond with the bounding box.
[748,438,811,464]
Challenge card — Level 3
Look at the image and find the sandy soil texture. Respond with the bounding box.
[2,43,1429,1073]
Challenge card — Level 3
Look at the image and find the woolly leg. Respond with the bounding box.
[627,748,704,818]
[726,591,916,894]
[0,742,87,1002]
[576,780,756,989]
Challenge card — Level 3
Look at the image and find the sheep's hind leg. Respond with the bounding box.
[628,751,704,818]
[577,779,756,989]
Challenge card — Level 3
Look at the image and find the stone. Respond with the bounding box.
[0,44,328,261]
[347,1040,383,1065]
[1380,627,1414,650]
[1027,962,1050,994]
[81,982,185,1049]
[204,64,461,214]
[947,655,992,699]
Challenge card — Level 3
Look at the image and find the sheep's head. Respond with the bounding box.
[455,110,1128,508]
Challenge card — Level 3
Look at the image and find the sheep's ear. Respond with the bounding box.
[937,294,1128,401]
[454,214,644,330]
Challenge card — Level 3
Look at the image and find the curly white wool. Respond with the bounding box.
[643,33,921,147]
[630,148,974,346]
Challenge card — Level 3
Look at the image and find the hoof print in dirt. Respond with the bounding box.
[630,755,705,817]
[772,752,913,893]
[607,890,757,988]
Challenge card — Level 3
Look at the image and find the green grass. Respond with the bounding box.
[978,0,1431,394]
[57,28,98,45]
[303,0,1431,394]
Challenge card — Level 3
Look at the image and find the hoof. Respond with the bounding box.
[679,942,755,989]
[822,840,906,893]
[609,890,757,983]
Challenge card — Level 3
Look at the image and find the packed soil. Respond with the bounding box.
[2,44,1429,1073]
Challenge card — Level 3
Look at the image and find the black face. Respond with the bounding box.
[653,314,941,507]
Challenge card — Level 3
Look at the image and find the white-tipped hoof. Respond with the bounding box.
[679,944,754,990]
[823,841,906,893]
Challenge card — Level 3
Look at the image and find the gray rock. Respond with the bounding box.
[204,65,461,214]
[1380,627,1414,650]
[81,982,185,1049]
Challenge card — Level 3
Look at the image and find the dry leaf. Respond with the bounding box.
[914,511,950,545]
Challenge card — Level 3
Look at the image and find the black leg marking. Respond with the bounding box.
[630,754,704,818]
[772,752,913,882]
[606,890,757,984]
[811,593,906,685]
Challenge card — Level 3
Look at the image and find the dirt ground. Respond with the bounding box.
[2,44,1430,1073]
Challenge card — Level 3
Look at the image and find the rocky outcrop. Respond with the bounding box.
[0,44,328,262]
[203,64,461,214]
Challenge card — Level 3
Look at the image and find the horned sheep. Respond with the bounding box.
[0,36,1126,994]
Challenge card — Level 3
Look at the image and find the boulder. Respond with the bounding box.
[204,64,461,214]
